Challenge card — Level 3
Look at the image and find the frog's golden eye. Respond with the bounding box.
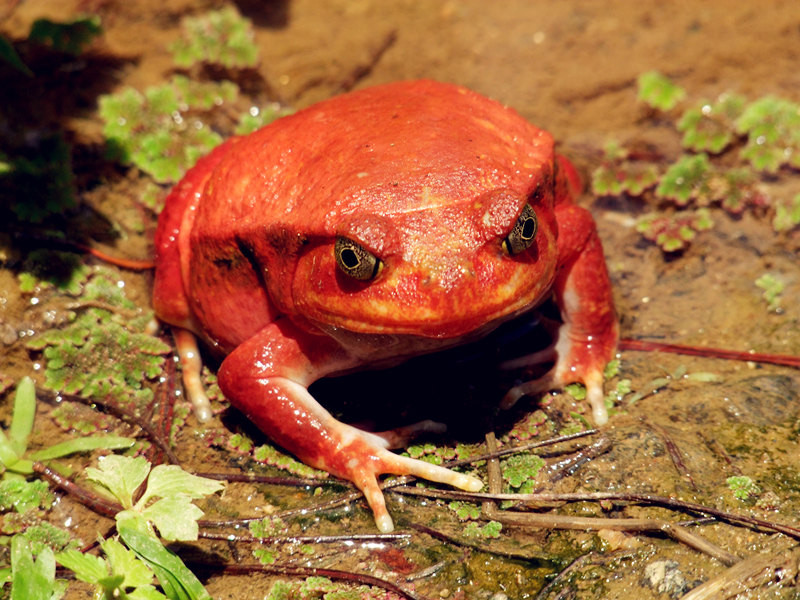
[335,237,383,281]
[502,203,538,255]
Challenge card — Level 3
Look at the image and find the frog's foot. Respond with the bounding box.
[173,328,213,423]
[335,422,483,532]
[499,322,610,425]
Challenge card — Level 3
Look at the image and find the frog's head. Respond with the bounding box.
[289,161,560,351]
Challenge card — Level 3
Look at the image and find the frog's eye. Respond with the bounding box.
[335,237,383,281]
[502,203,538,255]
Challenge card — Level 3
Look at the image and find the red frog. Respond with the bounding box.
[153,80,618,532]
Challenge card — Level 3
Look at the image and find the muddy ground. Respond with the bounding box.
[1,1,800,599]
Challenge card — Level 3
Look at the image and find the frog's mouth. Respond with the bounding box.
[306,270,554,365]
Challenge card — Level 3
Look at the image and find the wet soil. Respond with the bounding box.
[2,1,800,599]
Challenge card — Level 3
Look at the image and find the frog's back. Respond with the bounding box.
[193,80,555,240]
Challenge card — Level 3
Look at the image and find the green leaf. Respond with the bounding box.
[55,549,108,584]
[101,537,156,589]
[10,536,56,600]
[28,435,135,461]
[118,520,211,600]
[655,153,712,206]
[85,455,151,509]
[141,496,204,542]
[138,465,224,506]
[9,377,36,457]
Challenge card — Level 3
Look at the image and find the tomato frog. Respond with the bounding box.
[153,80,618,532]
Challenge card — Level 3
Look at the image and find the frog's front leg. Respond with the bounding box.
[504,203,618,424]
[217,321,483,533]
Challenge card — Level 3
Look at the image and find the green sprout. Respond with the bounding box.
[170,6,259,69]
[99,76,237,183]
[7,535,65,600]
[637,71,687,111]
[463,520,502,539]
[755,273,784,312]
[0,377,135,479]
[448,501,481,521]
[735,96,800,173]
[678,94,745,154]
[501,454,545,494]
[56,536,162,600]
[636,208,713,252]
[591,143,659,197]
[726,476,761,501]
[655,153,713,206]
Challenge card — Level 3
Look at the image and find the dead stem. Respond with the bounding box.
[32,462,122,518]
[39,388,180,464]
[397,486,800,541]
[198,531,409,544]
[680,538,800,600]
[648,420,697,491]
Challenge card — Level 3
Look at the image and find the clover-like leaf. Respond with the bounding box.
[137,464,224,506]
[86,455,151,509]
[141,496,205,542]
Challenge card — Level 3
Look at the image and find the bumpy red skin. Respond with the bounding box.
[153,80,618,531]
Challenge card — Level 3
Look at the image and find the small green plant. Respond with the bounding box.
[463,520,502,539]
[0,377,135,479]
[25,268,171,408]
[7,535,66,600]
[636,208,713,252]
[596,72,799,252]
[501,454,545,494]
[99,76,237,183]
[678,94,745,154]
[59,454,224,599]
[755,273,784,312]
[735,96,800,173]
[170,6,259,69]
[591,143,659,197]
[448,501,481,521]
[637,71,686,111]
[726,476,761,501]
[773,193,800,232]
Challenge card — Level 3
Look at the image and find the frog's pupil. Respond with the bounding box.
[341,248,360,269]
[521,217,536,240]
